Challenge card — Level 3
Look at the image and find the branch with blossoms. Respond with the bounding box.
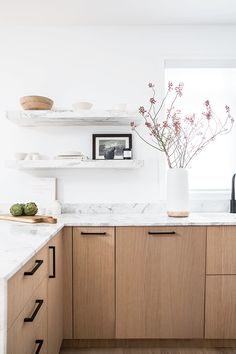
[131,82,234,168]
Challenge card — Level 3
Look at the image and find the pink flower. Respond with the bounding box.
[202,100,212,120]
[134,81,234,168]
[162,121,169,128]
[145,122,152,128]
[130,122,136,130]
[168,81,173,91]
[175,82,184,97]
[185,114,195,125]
[225,105,230,113]
[139,106,146,115]
[173,120,181,135]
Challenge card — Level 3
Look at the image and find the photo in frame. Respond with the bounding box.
[92,134,132,160]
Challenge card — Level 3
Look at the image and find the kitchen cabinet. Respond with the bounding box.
[205,226,236,338]
[7,223,236,352]
[207,226,236,274]
[7,269,48,354]
[48,231,64,354]
[7,230,63,354]
[205,275,236,338]
[73,227,115,339]
[116,226,206,338]
[7,245,48,330]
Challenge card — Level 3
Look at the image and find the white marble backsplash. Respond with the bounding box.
[62,200,230,214]
[0,200,230,215]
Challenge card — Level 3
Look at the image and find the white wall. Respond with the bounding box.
[0,25,236,204]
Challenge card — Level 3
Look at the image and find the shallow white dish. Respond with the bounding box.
[72,101,93,111]
[14,152,27,160]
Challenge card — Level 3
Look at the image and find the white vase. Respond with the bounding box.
[167,168,189,217]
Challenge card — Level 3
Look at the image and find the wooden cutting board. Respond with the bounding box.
[0,214,57,224]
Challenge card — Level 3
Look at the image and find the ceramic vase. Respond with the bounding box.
[167,168,189,217]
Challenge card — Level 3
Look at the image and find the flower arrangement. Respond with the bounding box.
[131,83,234,168]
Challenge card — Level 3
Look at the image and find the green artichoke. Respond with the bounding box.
[24,202,38,216]
[10,203,24,216]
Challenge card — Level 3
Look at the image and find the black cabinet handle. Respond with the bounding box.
[35,340,44,354]
[24,260,43,276]
[81,232,107,236]
[148,231,176,235]
[24,299,44,322]
[49,246,56,278]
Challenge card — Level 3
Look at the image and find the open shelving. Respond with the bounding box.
[6,110,142,127]
[5,159,144,170]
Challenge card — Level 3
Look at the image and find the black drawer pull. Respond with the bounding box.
[35,340,44,354]
[24,260,43,276]
[24,299,44,322]
[81,232,107,236]
[49,246,56,278]
[148,231,176,235]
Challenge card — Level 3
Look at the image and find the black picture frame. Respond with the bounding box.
[92,134,132,160]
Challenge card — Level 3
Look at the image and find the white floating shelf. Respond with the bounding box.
[5,159,144,170]
[6,110,141,127]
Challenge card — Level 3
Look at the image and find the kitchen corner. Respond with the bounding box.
[1,7,236,354]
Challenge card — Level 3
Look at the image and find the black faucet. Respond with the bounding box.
[230,174,236,213]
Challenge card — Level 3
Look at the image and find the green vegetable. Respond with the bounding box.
[24,202,38,216]
[10,203,24,216]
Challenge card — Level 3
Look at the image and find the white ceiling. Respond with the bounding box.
[0,0,236,25]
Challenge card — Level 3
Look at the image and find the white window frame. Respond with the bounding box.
[163,58,236,200]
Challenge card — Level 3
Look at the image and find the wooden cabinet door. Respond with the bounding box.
[207,226,236,274]
[116,226,206,339]
[205,275,236,338]
[48,231,63,354]
[73,227,115,339]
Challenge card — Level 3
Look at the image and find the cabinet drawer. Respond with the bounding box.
[7,278,47,354]
[205,275,236,339]
[207,226,236,274]
[8,246,48,329]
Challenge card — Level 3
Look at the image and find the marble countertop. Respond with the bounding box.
[59,212,236,227]
[1,211,236,352]
[1,212,236,281]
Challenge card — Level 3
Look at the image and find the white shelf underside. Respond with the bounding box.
[5,159,144,170]
[6,110,142,127]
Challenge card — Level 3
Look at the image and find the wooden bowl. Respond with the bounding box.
[20,95,54,110]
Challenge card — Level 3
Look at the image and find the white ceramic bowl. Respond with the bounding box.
[73,101,93,111]
[112,103,127,111]
[14,153,27,160]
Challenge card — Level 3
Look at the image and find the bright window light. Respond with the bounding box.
[165,67,236,190]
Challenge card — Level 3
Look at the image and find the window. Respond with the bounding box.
[165,61,236,191]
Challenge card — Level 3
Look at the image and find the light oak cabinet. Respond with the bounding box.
[73,227,115,339]
[7,230,63,354]
[205,275,236,339]
[205,226,236,338]
[48,231,64,354]
[7,267,48,354]
[207,226,236,275]
[7,245,48,330]
[116,226,206,339]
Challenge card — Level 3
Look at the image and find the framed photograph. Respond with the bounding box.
[92,134,132,160]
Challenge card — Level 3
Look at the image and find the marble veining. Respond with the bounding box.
[62,201,229,214]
